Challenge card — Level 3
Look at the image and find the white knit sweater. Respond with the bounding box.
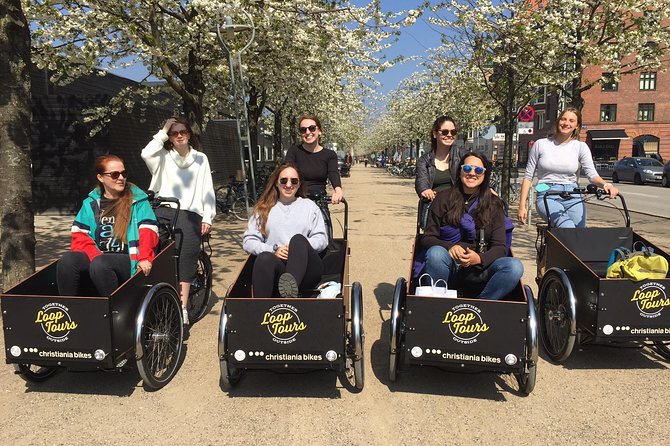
[141,130,216,224]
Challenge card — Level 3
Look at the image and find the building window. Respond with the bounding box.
[600,104,617,122]
[640,72,656,90]
[536,111,545,129]
[535,86,546,104]
[638,103,655,121]
[601,72,618,91]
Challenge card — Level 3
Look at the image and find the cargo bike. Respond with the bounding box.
[218,198,364,391]
[389,200,538,395]
[535,186,670,363]
[1,196,211,390]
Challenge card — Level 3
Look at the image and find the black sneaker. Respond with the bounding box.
[278,273,299,298]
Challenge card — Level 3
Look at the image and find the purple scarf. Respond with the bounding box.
[412,199,514,277]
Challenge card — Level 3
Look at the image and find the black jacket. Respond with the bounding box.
[414,146,468,197]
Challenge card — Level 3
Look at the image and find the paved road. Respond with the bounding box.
[577,178,670,218]
[2,165,670,445]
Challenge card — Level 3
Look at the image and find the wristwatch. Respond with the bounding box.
[272,244,279,252]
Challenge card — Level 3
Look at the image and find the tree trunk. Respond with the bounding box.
[500,62,516,204]
[273,108,283,161]
[181,49,206,136]
[0,0,35,291]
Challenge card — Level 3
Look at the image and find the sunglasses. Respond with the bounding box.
[461,165,486,175]
[279,177,300,185]
[101,170,128,180]
[299,125,318,134]
[169,129,189,137]
[437,129,457,136]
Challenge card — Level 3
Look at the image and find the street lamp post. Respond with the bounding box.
[216,10,257,213]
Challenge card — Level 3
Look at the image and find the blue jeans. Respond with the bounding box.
[424,245,524,300]
[535,183,585,228]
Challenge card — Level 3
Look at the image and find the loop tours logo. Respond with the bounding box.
[631,282,670,318]
[441,303,490,344]
[34,302,78,342]
[260,303,307,344]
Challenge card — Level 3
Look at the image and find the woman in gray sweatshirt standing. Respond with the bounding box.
[243,162,328,298]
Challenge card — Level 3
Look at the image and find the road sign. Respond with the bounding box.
[518,105,535,122]
[518,128,534,134]
[482,125,496,140]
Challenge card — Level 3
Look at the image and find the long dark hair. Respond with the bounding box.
[443,152,503,228]
[163,116,202,151]
[94,154,133,243]
[430,115,457,152]
[252,162,307,237]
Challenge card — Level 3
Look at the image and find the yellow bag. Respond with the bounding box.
[606,245,669,281]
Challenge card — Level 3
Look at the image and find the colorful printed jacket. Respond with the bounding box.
[70,185,159,274]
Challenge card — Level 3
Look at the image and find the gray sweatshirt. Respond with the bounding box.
[243,197,328,255]
[524,138,599,184]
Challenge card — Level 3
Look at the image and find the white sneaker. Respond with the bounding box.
[182,306,190,325]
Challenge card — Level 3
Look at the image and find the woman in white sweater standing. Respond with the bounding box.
[142,117,216,324]
[518,107,618,228]
[243,162,327,298]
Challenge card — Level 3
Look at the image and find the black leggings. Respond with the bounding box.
[57,251,131,296]
[252,234,324,298]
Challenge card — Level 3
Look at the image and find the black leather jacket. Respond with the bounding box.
[414,146,468,197]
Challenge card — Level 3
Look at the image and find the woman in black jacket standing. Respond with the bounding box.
[284,115,343,204]
[415,116,466,200]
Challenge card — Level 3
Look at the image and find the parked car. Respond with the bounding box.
[663,161,670,187]
[612,157,664,185]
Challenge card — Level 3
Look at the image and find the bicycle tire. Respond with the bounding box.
[187,250,213,323]
[232,197,254,221]
[215,186,229,214]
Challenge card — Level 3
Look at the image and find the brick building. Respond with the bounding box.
[580,63,669,162]
[30,69,244,213]
[515,63,670,169]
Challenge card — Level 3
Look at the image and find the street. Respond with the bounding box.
[2,164,670,445]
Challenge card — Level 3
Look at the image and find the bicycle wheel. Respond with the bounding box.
[187,250,213,323]
[215,186,229,214]
[15,364,59,383]
[135,284,184,390]
[232,196,254,221]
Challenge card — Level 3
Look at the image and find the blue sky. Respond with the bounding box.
[109,1,445,98]
[364,0,445,96]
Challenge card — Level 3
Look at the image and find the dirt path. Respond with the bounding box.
[2,164,669,445]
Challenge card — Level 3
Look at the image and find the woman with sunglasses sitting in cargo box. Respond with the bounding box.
[57,155,159,297]
[421,153,523,300]
[243,162,328,298]
[141,117,216,325]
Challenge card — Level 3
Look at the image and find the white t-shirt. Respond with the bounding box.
[523,138,599,184]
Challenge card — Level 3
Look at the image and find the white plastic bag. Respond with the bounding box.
[414,274,457,298]
[317,281,341,298]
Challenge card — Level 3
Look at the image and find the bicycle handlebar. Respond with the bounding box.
[147,191,181,238]
[306,194,349,241]
[542,185,629,228]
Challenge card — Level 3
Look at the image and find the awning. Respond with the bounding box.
[587,129,630,140]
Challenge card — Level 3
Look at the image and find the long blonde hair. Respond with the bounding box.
[252,162,306,237]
